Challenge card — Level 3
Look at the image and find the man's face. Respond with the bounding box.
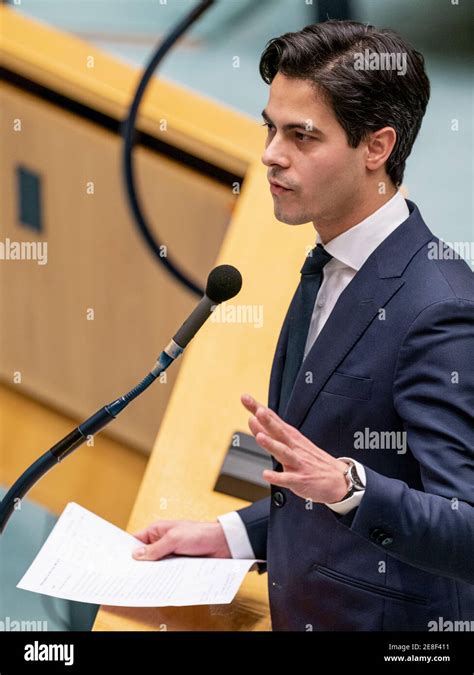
[261,72,368,226]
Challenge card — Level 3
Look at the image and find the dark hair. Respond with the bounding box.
[259,20,430,187]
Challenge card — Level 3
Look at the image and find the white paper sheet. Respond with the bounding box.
[17,502,264,607]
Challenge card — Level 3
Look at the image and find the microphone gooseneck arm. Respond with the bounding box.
[0,339,182,535]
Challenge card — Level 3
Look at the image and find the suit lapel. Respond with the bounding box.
[271,200,434,429]
[283,259,403,427]
[268,289,295,413]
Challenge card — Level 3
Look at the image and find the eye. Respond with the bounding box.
[261,122,275,132]
[295,131,313,142]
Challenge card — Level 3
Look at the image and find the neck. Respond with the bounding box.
[314,186,398,245]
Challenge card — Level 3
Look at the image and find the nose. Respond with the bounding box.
[261,135,291,169]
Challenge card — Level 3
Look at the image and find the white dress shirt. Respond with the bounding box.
[218,191,410,559]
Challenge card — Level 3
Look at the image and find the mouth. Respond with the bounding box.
[269,181,293,195]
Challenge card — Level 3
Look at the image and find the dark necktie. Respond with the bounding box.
[278,243,333,417]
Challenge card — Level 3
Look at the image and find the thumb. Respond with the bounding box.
[132,533,176,561]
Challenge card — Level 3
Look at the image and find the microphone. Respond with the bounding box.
[146,264,242,381]
[0,264,242,533]
[166,264,242,356]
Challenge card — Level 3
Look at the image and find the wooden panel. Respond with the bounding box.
[0,82,233,451]
[0,5,262,175]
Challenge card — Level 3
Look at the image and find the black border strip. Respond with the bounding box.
[0,66,244,187]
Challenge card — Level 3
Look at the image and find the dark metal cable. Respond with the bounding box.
[122,0,216,298]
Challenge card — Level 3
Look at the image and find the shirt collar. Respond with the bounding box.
[315,191,410,271]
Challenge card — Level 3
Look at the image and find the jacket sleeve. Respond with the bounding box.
[336,298,474,584]
[236,496,270,575]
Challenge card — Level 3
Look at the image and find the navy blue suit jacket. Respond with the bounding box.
[237,199,474,631]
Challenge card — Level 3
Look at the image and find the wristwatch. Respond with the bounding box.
[340,459,365,500]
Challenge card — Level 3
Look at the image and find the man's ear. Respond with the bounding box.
[365,127,397,172]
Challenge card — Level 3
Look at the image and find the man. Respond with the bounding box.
[132,21,474,631]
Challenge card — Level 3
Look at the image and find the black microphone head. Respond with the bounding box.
[206,264,242,303]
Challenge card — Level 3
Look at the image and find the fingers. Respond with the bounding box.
[131,520,177,545]
[131,528,151,544]
[242,393,294,444]
[132,532,177,561]
[248,414,266,437]
[241,393,260,414]
[255,406,292,445]
[255,432,292,465]
[248,412,291,459]
[262,469,296,488]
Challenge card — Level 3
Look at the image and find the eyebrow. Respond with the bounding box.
[261,109,324,135]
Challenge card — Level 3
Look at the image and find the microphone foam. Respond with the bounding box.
[206,265,242,303]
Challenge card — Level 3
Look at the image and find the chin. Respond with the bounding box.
[275,210,310,226]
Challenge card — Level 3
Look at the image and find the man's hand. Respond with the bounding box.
[131,520,231,561]
[241,393,349,505]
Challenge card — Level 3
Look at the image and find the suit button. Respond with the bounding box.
[369,528,383,541]
[379,535,393,547]
[273,490,286,507]
[372,530,393,546]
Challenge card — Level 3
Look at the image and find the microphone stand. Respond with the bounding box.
[0,341,182,534]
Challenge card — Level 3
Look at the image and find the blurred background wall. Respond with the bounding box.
[9,0,473,248]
